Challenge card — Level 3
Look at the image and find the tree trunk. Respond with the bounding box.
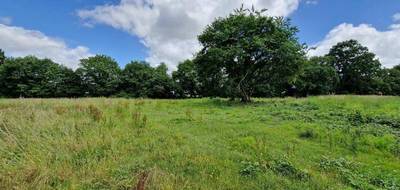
[240,95,251,102]
[238,82,251,103]
[237,70,253,103]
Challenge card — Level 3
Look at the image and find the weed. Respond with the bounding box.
[54,106,68,115]
[134,171,150,190]
[349,128,363,153]
[132,111,147,128]
[87,105,103,122]
[319,157,400,189]
[299,128,318,139]
[347,110,365,126]
[391,139,400,157]
[185,109,194,121]
[347,110,400,129]
[270,159,310,181]
[239,161,264,177]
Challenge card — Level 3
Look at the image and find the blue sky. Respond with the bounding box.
[0,0,400,69]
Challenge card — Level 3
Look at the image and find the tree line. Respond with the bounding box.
[0,8,399,101]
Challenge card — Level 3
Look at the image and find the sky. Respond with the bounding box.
[0,0,400,70]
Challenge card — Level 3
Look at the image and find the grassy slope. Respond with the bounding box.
[0,96,399,190]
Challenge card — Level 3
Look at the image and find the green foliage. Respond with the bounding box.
[240,158,310,181]
[172,60,201,98]
[120,61,175,98]
[347,110,400,128]
[381,66,400,95]
[328,40,382,94]
[76,55,121,97]
[0,49,5,65]
[270,159,310,181]
[298,128,318,139]
[295,56,339,96]
[0,56,82,98]
[320,157,400,189]
[239,161,264,177]
[195,8,305,102]
[151,63,176,98]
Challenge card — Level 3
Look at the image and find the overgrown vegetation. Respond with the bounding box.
[0,96,399,189]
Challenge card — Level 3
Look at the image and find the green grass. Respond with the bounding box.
[0,96,399,190]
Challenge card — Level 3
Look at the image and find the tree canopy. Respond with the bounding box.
[295,56,339,96]
[328,40,382,94]
[120,62,175,98]
[0,8,399,99]
[76,55,121,97]
[172,60,200,98]
[0,49,5,65]
[195,7,306,102]
[0,56,80,98]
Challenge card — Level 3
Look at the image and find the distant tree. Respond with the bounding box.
[328,40,382,94]
[148,63,175,98]
[120,61,154,97]
[295,56,339,96]
[380,65,400,95]
[121,62,175,98]
[195,7,305,102]
[172,60,201,98]
[76,55,121,97]
[43,66,83,97]
[0,56,81,98]
[0,49,5,65]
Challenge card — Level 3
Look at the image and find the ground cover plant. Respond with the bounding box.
[0,96,399,189]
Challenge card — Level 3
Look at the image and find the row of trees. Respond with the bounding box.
[0,7,399,101]
[0,54,176,98]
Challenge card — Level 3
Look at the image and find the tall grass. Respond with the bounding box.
[0,96,399,189]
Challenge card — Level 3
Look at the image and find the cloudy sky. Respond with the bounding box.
[0,0,400,69]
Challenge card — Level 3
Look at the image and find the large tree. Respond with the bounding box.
[195,7,305,102]
[172,60,201,98]
[328,40,382,94]
[76,55,121,97]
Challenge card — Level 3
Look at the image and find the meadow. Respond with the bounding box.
[0,96,399,190]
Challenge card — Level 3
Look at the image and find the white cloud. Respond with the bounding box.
[393,13,400,22]
[78,0,301,70]
[0,24,92,69]
[305,0,318,5]
[309,23,400,68]
[0,17,12,25]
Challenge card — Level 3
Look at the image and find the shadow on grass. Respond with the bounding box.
[188,98,283,108]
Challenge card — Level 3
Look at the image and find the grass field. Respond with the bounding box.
[0,96,400,190]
